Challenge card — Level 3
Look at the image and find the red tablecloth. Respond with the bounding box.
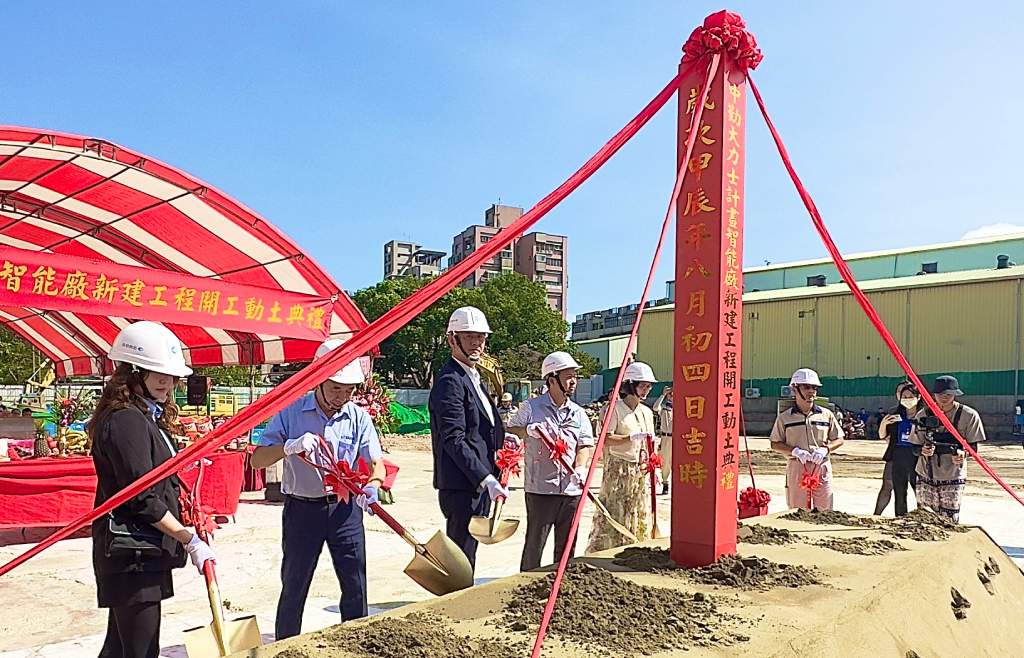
[0,457,96,529]
[0,451,247,529]
[177,451,245,515]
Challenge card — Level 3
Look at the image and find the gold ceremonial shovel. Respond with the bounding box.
[181,459,262,658]
[469,468,519,545]
[183,560,263,658]
[535,425,637,543]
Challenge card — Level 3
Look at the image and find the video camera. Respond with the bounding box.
[915,414,961,456]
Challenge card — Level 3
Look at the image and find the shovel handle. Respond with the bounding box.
[203,560,230,656]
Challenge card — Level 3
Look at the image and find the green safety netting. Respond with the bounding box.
[389,401,431,434]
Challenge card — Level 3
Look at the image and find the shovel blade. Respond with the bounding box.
[468,514,519,545]
[183,615,263,658]
[404,530,474,596]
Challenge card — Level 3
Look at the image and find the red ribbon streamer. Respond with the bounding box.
[0,68,685,580]
[530,54,718,658]
[747,75,1024,512]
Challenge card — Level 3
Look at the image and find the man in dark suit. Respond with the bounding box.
[430,306,508,572]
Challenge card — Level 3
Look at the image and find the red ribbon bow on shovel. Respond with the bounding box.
[800,466,821,510]
[495,438,523,478]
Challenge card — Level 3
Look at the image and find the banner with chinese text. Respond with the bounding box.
[671,54,747,567]
[0,246,333,341]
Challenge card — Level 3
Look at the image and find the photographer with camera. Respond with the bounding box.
[908,376,985,522]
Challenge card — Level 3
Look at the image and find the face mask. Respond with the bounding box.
[900,397,919,409]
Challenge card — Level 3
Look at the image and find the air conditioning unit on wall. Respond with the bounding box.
[780,385,794,399]
[744,388,761,399]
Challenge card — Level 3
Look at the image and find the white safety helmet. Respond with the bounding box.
[447,306,492,334]
[790,368,822,387]
[108,321,193,378]
[314,339,366,385]
[623,361,657,383]
[541,351,581,379]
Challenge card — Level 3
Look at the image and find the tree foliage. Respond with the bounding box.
[0,327,42,385]
[193,366,260,387]
[353,273,601,387]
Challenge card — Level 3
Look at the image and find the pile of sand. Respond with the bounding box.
[814,536,907,555]
[612,547,824,591]
[308,613,523,658]
[502,562,749,655]
[737,522,797,545]
[782,507,971,542]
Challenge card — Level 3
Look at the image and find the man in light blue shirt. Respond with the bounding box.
[251,340,385,639]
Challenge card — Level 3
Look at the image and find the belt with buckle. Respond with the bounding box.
[288,493,339,505]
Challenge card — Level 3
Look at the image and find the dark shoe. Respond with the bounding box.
[661,482,669,496]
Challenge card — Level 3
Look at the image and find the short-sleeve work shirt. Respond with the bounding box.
[508,393,595,496]
[260,394,383,498]
[769,404,843,458]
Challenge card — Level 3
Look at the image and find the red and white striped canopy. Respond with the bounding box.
[0,126,367,377]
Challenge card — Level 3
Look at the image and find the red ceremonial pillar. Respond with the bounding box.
[670,12,760,568]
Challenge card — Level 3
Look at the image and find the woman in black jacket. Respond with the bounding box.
[872,381,922,517]
[89,321,215,658]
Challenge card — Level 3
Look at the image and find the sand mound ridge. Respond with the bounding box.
[612,547,824,590]
[501,562,750,656]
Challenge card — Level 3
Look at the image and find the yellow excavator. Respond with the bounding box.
[17,360,54,411]
[477,354,532,404]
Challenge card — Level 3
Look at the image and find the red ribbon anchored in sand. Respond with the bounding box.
[529,52,718,658]
[0,64,686,581]
[747,74,1024,512]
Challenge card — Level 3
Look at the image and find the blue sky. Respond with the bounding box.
[2,1,1022,321]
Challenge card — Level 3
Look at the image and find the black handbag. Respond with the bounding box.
[105,514,165,558]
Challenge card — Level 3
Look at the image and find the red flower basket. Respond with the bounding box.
[738,486,770,519]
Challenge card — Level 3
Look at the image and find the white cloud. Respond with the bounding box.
[961,223,1024,240]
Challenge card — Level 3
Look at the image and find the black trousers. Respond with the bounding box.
[521,493,581,572]
[275,495,367,641]
[890,447,919,517]
[438,488,490,571]
[97,602,161,658]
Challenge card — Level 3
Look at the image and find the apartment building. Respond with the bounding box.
[448,204,568,317]
[384,240,446,279]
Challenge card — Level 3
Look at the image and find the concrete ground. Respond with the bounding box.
[2,438,1024,658]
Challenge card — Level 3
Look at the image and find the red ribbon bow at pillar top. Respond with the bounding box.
[682,10,763,72]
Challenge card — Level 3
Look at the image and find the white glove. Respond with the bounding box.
[791,447,811,464]
[283,432,319,456]
[481,474,510,501]
[185,532,217,574]
[630,432,651,444]
[504,433,522,450]
[811,446,829,465]
[357,485,378,516]
[570,466,588,488]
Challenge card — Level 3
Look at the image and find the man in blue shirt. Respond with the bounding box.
[251,340,385,640]
[506,351,593,572]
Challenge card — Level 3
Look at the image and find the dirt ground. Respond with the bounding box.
[256,512,1024,658]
